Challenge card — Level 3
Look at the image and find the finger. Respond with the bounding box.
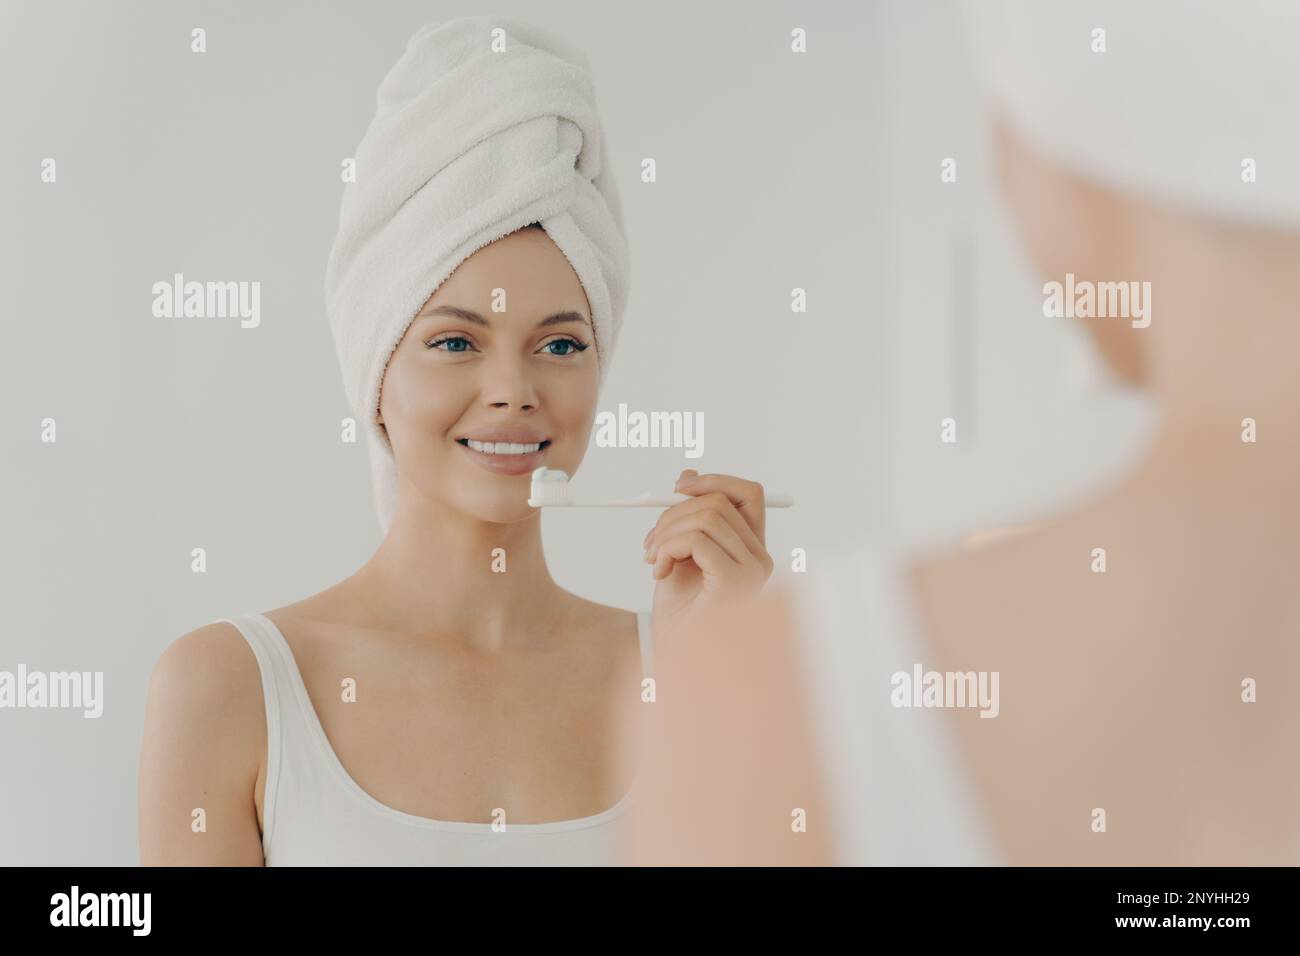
[646,493,766,564]
[649,504,756,569]
[650,509,754,567]
[651,530,738,583]
[646,477,765,550]
[673,472,767,543]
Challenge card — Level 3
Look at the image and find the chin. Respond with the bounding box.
[452,486,543,525]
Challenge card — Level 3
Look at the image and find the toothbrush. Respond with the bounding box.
[527,467,794,508]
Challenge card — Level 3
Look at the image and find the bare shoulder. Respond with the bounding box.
[147,621,265,721]
[907,523,1051,650]
[566,594,639,641]
[138,621,267,865]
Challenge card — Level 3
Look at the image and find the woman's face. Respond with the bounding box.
[376,226,600,523]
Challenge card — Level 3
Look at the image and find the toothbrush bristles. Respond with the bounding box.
[528,467,573,507]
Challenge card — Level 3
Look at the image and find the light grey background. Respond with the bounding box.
[0,0,1147,864]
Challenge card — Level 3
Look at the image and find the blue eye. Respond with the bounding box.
[424,334,589,356]
[542,337,589,357]
[426,335,475,353]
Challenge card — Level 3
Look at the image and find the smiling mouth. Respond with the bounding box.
[456,438,552,456]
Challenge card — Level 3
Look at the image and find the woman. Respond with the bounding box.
[137,18,774,866]
[624,0,1300,866]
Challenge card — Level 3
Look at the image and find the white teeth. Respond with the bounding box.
[465,439,543,455]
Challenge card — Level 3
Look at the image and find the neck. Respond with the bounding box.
[353,485,566,648]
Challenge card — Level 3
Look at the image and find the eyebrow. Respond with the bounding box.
[422,305,589,329]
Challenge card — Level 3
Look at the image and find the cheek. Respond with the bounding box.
[999,143,1071,277]
[999,132,1126,287]
[380,356,459,440]
[551,371,599,440]
[994,131,1149,387]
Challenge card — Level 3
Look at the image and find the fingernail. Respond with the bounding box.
[643,547,653,563]
[676,475,697,488]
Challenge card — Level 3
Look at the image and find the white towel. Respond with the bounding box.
[961,0,1300,231]
[323,16,631,533]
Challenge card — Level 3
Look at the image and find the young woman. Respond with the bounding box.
[137,17,775,866]
[137,221,773,866]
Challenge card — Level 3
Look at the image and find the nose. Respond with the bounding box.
[482,351,540,412]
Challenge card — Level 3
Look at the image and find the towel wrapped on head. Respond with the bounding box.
[962,0,1300,231]
[324,15,630,533]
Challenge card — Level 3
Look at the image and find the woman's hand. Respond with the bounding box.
[644,469,775,630]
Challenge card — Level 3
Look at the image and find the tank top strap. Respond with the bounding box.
[219,612,287,733]
[216,611,313,854]
[635,610,654,678]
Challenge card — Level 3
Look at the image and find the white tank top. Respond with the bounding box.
[787,544,1003,865]
[219,609,654,866]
